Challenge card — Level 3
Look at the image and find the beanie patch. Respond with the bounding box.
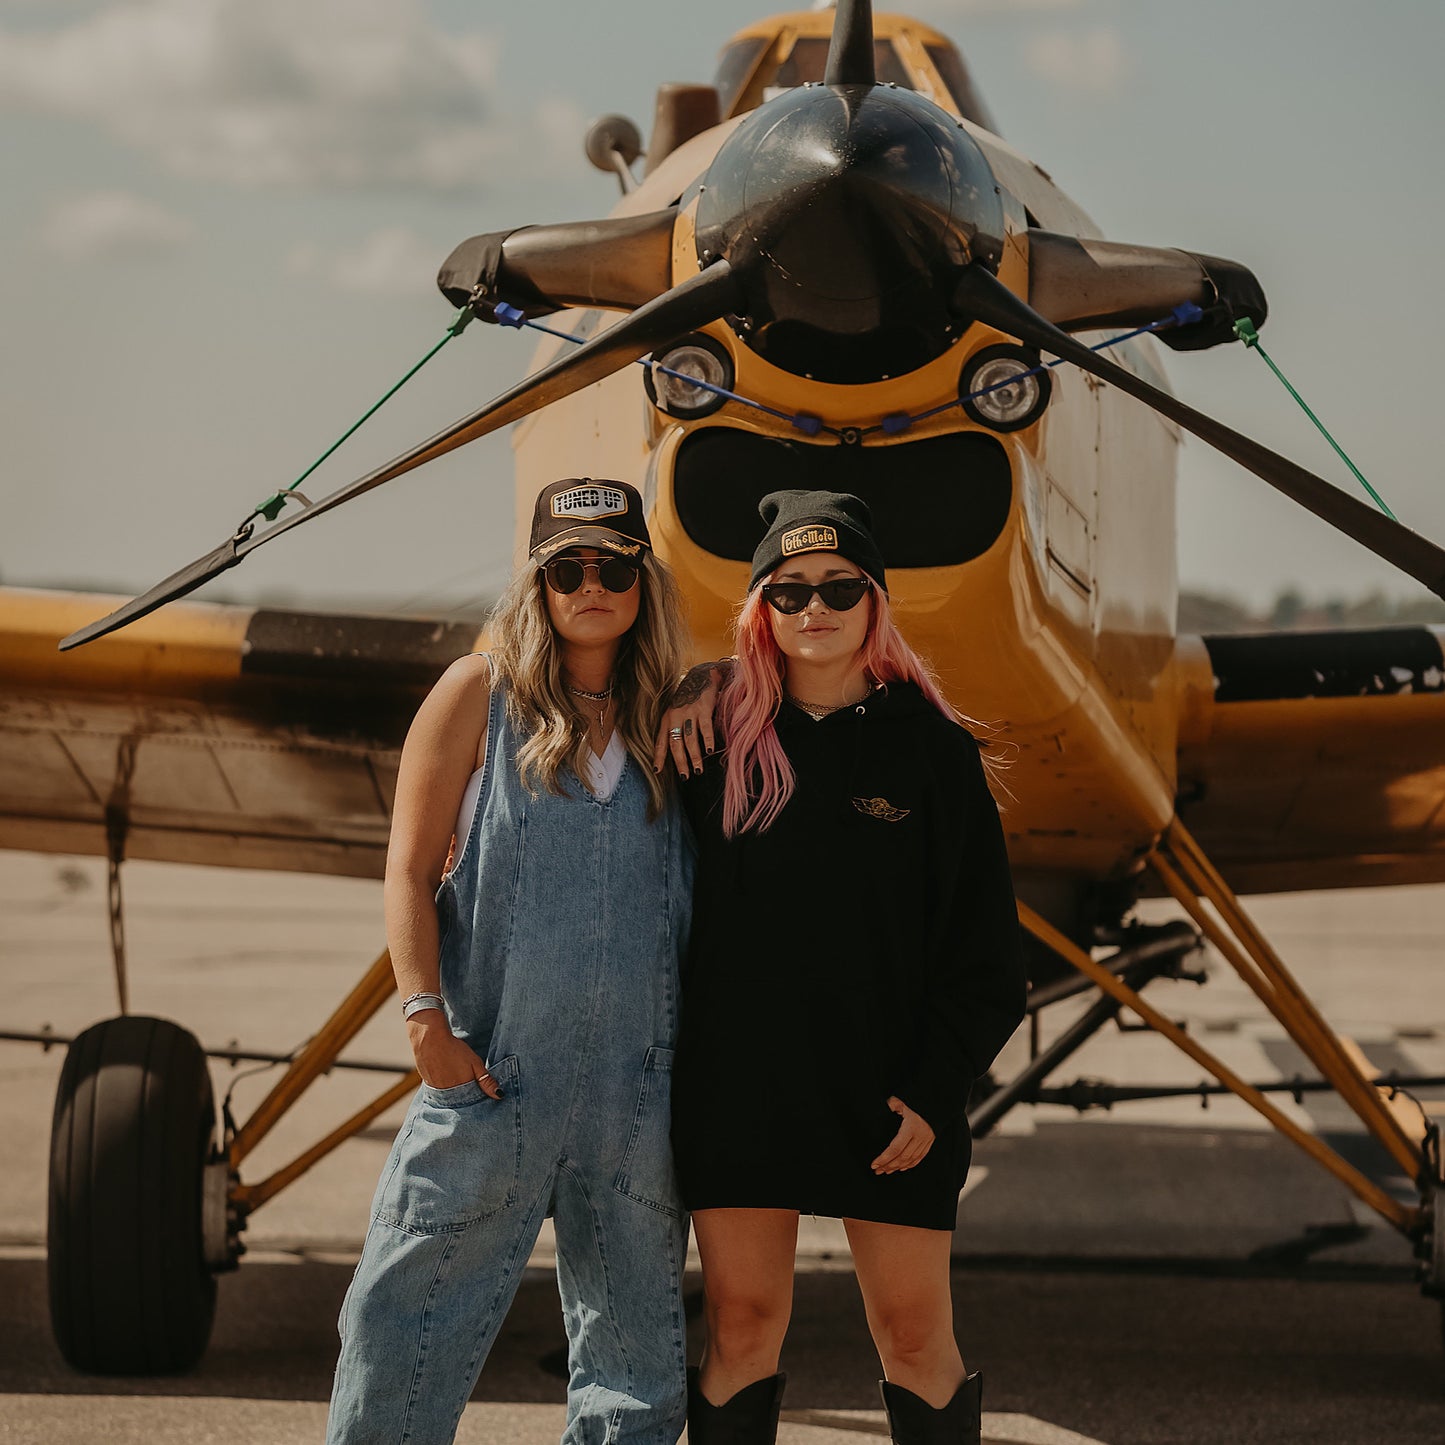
[781,523,838,557]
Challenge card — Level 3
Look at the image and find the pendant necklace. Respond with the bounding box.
[567,680,614,732]
[784,683,872,722]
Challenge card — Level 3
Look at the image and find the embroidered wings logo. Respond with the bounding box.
[852,796,910,822]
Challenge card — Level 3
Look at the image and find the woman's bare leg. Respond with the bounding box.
[844,1218,965,1407]
[691,1208,799,1403]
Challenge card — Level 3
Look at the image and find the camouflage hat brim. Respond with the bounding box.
[530,526,650,564]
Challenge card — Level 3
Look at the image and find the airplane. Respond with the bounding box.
[2,0,1442,1376]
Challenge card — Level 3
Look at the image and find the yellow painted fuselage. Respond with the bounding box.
[511,11,1182,887]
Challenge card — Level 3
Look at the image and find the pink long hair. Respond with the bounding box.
[719,571,962,837]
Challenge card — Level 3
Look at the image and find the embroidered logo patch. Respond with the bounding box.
[780,523,838,556]
[535,533,642,560]
[852,796,910,822]
[551,484,628,520]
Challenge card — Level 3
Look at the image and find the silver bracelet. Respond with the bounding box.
[401,991,445,1021]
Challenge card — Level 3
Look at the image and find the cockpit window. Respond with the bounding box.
[924,43,996,132]
[773,37,914,90]
[714,37,769,115]
[715,36,915,114]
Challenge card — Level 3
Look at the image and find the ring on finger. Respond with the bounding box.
[669,727,684,738]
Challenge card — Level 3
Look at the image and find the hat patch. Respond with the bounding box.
[534,533,643,561]
[551,485,628,520]
[780,523,838,556]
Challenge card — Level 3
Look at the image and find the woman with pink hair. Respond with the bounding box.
[664,490,1027,1445]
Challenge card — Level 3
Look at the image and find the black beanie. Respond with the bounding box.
[749,490,887,592]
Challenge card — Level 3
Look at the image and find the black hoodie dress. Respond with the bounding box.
[671,681,1027,1230]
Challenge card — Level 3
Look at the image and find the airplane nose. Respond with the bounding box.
[694,83,1005,384]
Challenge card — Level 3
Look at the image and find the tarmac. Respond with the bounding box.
[2,850,1444,1444]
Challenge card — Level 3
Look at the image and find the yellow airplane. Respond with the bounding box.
[2,2,1442,1374]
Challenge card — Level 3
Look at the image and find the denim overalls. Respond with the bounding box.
[327,673,693,1445]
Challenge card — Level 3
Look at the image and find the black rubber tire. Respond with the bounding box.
[48,1015,218,1374]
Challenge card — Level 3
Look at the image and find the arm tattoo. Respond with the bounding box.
[668,660,722,708]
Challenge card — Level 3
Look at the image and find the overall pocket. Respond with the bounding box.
[375,1055,522,1235]
[613,1046,683,1219]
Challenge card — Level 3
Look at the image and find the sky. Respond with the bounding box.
[2,0,1442,618]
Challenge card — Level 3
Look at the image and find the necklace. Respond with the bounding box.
[566,680,614,732]
[784,684,871,722]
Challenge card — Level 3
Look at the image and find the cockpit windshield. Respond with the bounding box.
[714,33,994,132]
[715,37,913,113]
[773,37,916,91]
[714,36,769,115]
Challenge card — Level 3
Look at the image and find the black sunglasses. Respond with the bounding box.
[541,556,641,595]
[761,577,872,615]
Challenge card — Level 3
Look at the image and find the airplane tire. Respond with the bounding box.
[48,1015,218,1374]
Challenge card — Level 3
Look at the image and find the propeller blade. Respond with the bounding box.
[56,537,246,650]
[825,0,876,87]
[953,267,1445,599]
[61,260,742,651]
[437,208,677,314]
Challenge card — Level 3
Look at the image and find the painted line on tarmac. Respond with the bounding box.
[983,1418,1112,1445]
[780,1409,1108,1444]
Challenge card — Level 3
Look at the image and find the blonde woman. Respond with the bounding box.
[327,479,694,1445]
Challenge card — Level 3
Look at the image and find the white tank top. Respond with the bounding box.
[453,729,627,842]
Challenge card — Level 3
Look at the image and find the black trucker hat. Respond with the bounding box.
[528,479,652,564]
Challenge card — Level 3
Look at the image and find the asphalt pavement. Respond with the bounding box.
[2,852,1443,1444]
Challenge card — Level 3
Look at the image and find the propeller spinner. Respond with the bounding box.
[694,81,1003,383]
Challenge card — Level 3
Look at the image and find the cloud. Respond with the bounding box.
[38,188,194,259]
[0,0,503,190]
[1023,27,1130,93]
[533,96,592,173]
[286,227,448,298]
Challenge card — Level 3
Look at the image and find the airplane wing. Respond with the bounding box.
[10,585,1443,895]
[1174,626,1445,892]
[0,587,479,878]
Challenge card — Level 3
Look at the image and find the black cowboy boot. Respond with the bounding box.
[879,1373,983,1444]
[687,1367,787,1444]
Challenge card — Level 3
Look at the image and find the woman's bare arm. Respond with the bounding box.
[384,653,502,1094]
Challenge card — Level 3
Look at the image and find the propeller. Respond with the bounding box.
[952,267,1445,598]
[825,0,875,86]
[60,261,741,650]
[61,0,1445,647]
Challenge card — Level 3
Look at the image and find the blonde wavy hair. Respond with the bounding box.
[488,550,689,817]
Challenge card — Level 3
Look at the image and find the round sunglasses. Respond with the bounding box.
[540,556,641,595]
[761,577,872,615]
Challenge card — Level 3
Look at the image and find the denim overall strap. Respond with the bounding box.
[436,671,686,1075]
